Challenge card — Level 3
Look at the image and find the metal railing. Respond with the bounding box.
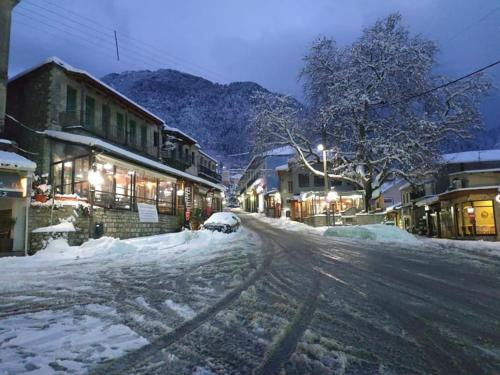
[198,165,221,182]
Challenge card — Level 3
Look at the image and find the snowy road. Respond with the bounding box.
[1,213,500,374]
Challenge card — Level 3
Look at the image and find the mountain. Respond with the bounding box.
[101,69,302,168]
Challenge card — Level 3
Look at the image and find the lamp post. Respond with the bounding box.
[317,144,331,226]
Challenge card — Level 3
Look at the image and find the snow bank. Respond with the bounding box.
[164,299,196,319]
[324,224,419,243]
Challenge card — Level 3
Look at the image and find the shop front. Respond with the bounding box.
[264,190,281,218]
[439,188,500,241]
[0,151,36,253]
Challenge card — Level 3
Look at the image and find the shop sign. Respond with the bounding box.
[184,186,192,220]
[0,172,28,198]
[137,203,159,223]
[496,194,500,204]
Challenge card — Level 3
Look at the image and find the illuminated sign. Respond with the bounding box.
[496,194,500,204]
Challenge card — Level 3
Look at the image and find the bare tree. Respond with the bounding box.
[252,13,490,211]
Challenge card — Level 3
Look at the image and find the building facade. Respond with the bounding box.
[6,58,224,249]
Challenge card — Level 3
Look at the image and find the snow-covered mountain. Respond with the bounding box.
[101,69,302,168]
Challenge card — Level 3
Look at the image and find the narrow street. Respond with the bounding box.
[89,212,500,375]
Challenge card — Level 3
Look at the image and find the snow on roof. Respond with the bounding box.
[198,149,218,163]
[442,149,500,164]
[163,125,198,144]
[439,185,500,197]
[414,195,439,207]
[0,139,14,145]
[44,130,224,191]
[0,151,36,171]
[275,164,289,172]
[9,57,165,125]
[448,168,500,176]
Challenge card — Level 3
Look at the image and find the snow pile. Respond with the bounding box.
[204,212,241,226]
[32,221,76,233]
[324,224,419,243]
[251,213,327,235]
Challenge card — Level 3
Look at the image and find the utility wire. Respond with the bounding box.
[371,58,500,110]
[20,0,231,82]
[443,4,500,44]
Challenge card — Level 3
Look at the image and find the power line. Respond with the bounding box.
[444,4,500,44]
[372,58,500,110]
[20,0,232,83]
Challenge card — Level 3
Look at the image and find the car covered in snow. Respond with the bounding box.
[203,212,241,233]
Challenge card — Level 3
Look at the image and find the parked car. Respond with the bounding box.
[203,212,241,233]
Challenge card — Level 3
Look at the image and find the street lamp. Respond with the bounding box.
[317,143,332,226]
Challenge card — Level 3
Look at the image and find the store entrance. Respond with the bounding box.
[0,209,14,251]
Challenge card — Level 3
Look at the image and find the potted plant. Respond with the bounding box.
[189,208,203,230]
[32,175,51,203]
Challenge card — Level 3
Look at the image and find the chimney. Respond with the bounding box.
[0,0,19,135]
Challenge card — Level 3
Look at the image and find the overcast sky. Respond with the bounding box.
[9,0,500,127]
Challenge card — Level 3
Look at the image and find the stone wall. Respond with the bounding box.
[28,205,180,252]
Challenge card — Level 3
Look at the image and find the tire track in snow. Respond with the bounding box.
[253,277,320,375]
[89,242,277,375]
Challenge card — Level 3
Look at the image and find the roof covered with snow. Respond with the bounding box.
[9,57,164,125]
[163,125,198,144]
[275,164,289,172]
[0,151,36,171]
[264,145,296,157]
[442,149,500,164]
[44,130,224,190]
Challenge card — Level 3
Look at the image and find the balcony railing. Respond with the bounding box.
[198,165,222,183]
[59,110,81,128]
[161,151,193,171]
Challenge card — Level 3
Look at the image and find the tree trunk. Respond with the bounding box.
[363,181,372,213]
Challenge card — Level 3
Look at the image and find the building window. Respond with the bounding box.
[153,131,159,147]
[116,113,124,141]
[185,148,189,161]
[287,180,293,193]
[129,120,137,145]
[114,167,133,209]
[331,179,342,187]
[66,86,77,113]
[85,96,95,128]
[457,200,496,237]
[135,175,157,205]
[313,175,324,187]
[298,173,309,188]
[158,180,175,215]
[74,158,89,197]
[141,125,147,148]
[102,104,110,135]
[191,152,195,164]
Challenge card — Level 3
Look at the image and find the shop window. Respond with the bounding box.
[135,175,157,205]
[63,161,73,194]
[85,96,95,128]
[457,200,496,237]
[66,86,77,113]
[74,158,89,197]
[158,180,175,215]
[298,174,309,188]
[114,168,133,209]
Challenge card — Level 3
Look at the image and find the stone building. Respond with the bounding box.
[6,57,224,250]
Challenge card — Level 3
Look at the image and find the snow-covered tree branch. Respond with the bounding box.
[251,13,490,211]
